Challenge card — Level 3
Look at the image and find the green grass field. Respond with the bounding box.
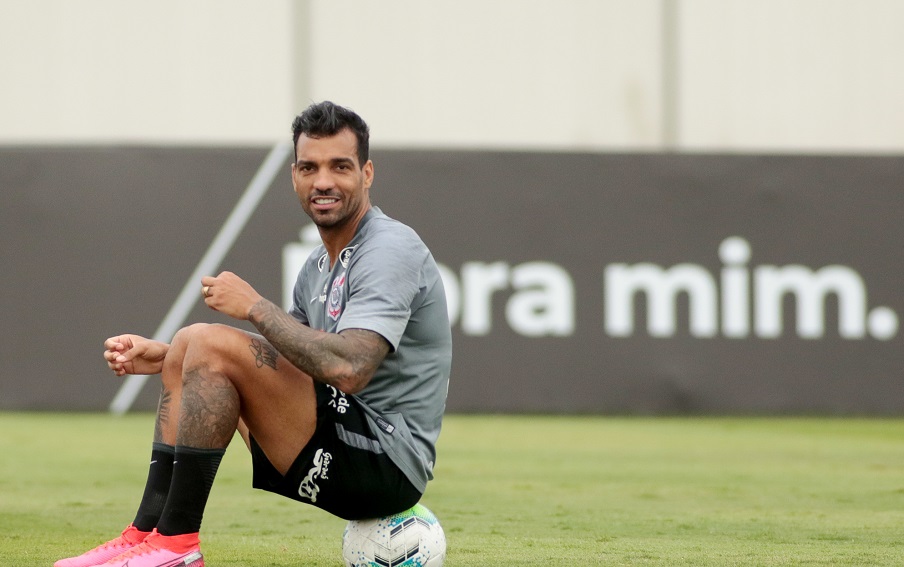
[1,413,903,566]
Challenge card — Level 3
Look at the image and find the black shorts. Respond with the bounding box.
[249,382,421,520]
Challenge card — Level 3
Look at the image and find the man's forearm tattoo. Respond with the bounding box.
[249,337,278,370]
[249,299,331,378]
[249,299,388,390]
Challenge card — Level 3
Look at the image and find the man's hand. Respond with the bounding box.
[103,334,169,376]
[201,271,265,321]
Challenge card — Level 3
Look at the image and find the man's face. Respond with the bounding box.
[292,128,374,231]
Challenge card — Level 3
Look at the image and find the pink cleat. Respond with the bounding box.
[98,530,203,567]
[54,524,151,567]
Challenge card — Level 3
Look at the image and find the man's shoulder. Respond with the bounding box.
[361,208,427,249]
[366,207,413,232]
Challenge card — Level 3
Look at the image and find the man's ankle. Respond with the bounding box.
[147,529,201,553]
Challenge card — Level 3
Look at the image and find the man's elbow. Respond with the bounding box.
[329,370,372,395]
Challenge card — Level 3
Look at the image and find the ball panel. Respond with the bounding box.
[342,504,446,567]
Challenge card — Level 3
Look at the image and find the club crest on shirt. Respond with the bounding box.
[328,273,346,320]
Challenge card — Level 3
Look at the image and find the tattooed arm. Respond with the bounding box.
[249,298,390,394]
[200,270,390,393]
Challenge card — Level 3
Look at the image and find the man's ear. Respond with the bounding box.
[362,159,374,189]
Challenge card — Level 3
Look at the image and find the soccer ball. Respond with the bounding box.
[342,503,446,567]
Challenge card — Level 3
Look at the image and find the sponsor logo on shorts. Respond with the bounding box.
[326,384,350,414]
[298,448,332,503]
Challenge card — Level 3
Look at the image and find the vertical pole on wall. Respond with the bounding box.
[108,142,293,415]
[291,0,313,111]
[661,0,680,149]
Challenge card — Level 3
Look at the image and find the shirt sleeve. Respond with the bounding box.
[336,228,425,350]
[288,255,312,325]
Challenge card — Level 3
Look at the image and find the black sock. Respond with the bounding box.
[132,443,176,532]
[156,446,225,536]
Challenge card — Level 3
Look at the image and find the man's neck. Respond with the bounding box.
[319,205,372,268]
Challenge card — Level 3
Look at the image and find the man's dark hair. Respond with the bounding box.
[291,101,370,166]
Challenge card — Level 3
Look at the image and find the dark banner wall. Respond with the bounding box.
[2,148,902,414]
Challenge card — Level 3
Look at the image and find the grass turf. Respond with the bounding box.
[1,413,903,565]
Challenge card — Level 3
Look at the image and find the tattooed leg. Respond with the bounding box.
[155,324,203,445]
[158,323,317,475]
[176,367,240,449]
[249,337,279,370]
[131,324,204,531]
[153,387,174,444]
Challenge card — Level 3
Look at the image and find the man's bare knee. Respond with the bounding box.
[162,323,212,385]
[181,324,252,381]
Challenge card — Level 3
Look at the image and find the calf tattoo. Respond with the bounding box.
[178,368,240,448]
[249,337,278,370]
[154,387,173,443]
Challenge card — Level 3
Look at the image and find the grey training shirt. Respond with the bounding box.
[289,207,452,492]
